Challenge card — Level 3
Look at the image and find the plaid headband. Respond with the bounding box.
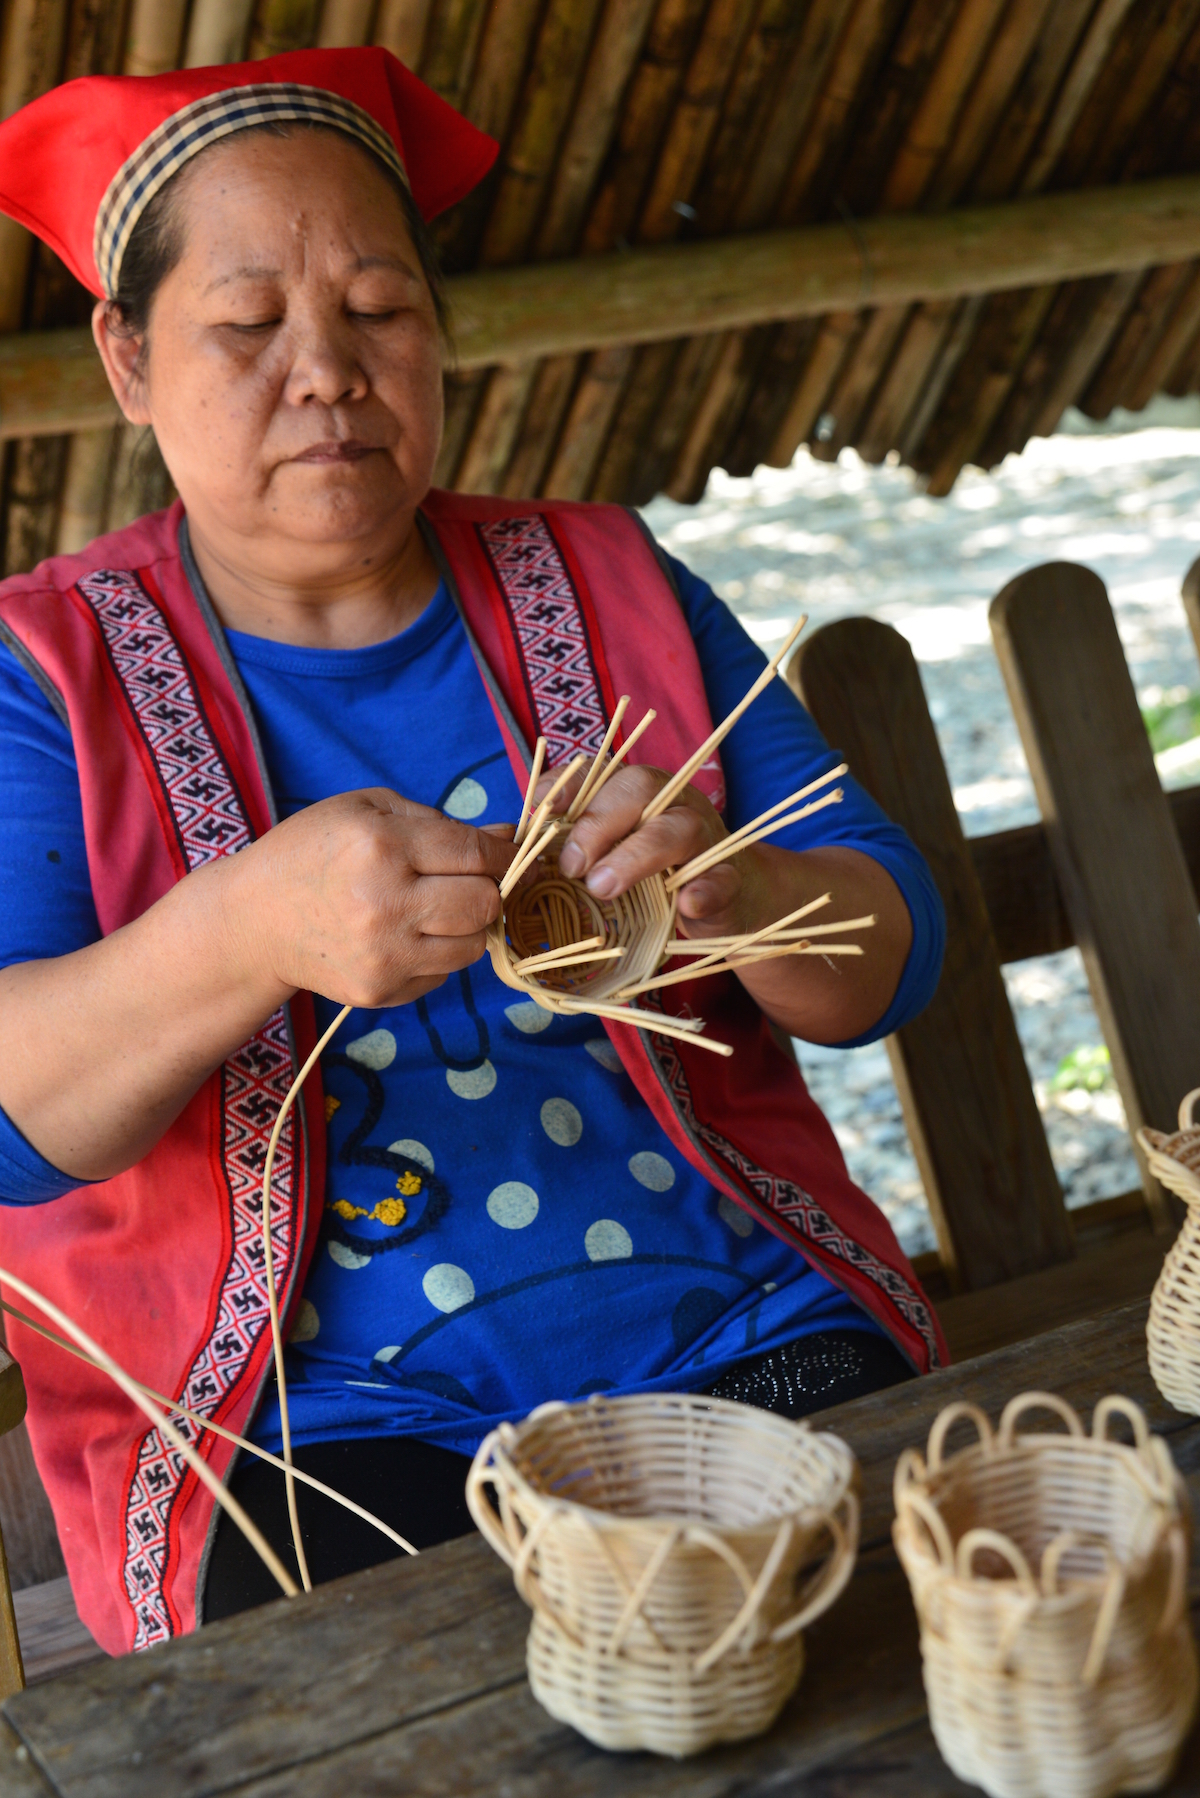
[93,82,410,298]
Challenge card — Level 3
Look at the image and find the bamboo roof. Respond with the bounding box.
[4,0,1200,579]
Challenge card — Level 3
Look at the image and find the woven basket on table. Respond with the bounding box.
[893,1391,1197,1798]
[466,1391,859,1757]
[1139,1087,1200,1414]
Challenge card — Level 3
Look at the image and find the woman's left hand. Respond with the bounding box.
[545,764,770,939]
[535,762,914,1044]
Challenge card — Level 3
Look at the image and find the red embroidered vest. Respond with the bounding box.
[0,495,944,1656]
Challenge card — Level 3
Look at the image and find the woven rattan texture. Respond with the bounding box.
[467,1391,859,1757]
[893,1392,1198,1798]
[1139,1088,1200,1414]
[489,823,675,1015]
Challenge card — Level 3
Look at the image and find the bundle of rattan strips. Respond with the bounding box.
[488,616,874,1057]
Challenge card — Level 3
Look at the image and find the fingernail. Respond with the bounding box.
[586,864,617,898]
[558,841,584,877]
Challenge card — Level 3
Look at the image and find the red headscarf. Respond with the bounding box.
[0,47,497,297]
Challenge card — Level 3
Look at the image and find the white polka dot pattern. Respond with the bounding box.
[629,1151,676,1191]
[423,1264,475,1311]
[541,1098,583,1146]
[487,1181,539,1228]
[447,1061,497,1099]
[585,1219,633,1261]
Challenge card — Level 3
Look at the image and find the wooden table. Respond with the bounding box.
[5,1298,1200,1796]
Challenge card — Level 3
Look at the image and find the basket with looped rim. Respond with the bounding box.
[488,822,675,1014]
[893,1391,1198,1798]
[1139,1087,1200,1415]
[466,1391,859,1757]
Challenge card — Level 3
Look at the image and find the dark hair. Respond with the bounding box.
[106,120,448,342]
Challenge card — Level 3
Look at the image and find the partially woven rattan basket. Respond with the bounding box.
[1139,1087,1200,1414]
[488,821,676,1014]
[466,1391,859,1757]
[893,1392,1197,1798]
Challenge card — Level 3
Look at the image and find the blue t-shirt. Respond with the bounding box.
[0,548,944,1456]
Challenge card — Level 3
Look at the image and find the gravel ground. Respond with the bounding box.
[640,403,1200,1258]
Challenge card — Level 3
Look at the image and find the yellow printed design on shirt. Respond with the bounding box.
[328,1170,420,1229]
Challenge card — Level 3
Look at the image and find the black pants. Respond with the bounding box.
[203,1328,912,1623]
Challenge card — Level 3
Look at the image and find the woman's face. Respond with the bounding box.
[98,129,444,577]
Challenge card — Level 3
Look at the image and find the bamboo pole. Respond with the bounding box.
[693,0,809,236]
[1127,261,1200,410]
[542,346,634,499]
[61,0,129,80]
[123,0,189,73]
[56,427,117,555]
[533,0,658,260]
[0,0,72,332]
[636,0,759,245]
[969,0,1099,201]
[1082,263,1194,422]
[317,0,378,45]
[417,0,488,107]
[478,0,607,268]
[16,178,1200,440]
[374,0,433,65]
[878,0,1009,213]
[923,286,1056,494]
[4,437,67,574]
[730,0,852,231]
[454,362,538,495]
[1019,0,1141,193]
[774,0,899,227]
[580,0,709,256]
[588,338,681,503]
[185,0,257,65]
[249,0,321,57]
[500,355,579,496]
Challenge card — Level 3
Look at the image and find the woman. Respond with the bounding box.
[0,47,945,1656]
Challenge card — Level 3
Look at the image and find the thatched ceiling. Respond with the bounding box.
[3,0,1200,579]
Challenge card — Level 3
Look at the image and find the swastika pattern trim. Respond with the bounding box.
[476,516,609,768]
[75,568,301,1650]
[650,1021,942,1369]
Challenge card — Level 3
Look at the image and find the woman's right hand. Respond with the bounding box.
[227,788,518,1009]
[0,787,517,1180]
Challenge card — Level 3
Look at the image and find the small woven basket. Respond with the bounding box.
[488,822,675,1014]
[466,1391,859,1757]
[1139,1087,1200,1414]
[893,1391,1198,1798]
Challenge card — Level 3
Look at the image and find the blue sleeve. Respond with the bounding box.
[666,554,945,1046]
[0,641,100,1202]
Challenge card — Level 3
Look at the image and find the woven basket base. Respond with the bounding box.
[526,1612,805,1757]
[923,1604,1198,1798]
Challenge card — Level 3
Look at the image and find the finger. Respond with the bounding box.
[388,813,518,882]
[577,805,717,900]
[412,929,491,974]
[532,767,586,814]
[558,765,712,881]
[675,862,743,924]
[407,873,504,935]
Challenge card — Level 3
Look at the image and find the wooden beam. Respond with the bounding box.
[971,783,1200,963]
[10,173,1200,436]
